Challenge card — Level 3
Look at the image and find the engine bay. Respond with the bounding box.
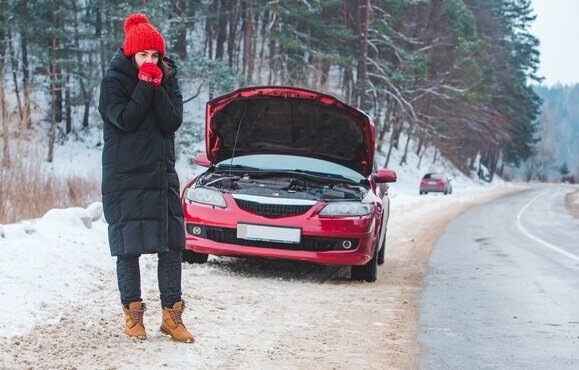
[196,170,368,201]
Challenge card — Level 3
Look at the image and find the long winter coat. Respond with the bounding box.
[98,48,185,256]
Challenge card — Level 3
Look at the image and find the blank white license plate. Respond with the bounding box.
[237,223,301,244]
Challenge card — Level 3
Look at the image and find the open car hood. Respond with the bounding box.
[205,86,376,177]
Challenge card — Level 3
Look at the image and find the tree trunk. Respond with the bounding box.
[205,0,215,60]
[20,13,32,129]
[1,70,10,168]
[399,124,413,166]
[243,0,255,83]
[343,67,354,106]
[95,6,105,77]
[257,5,269,83]
[376,108,392,152]
[384,115,401,168]
[267,1,278,84]
[170,0,189,59]
[1,0,11,167]
[71,0,90,128]
[227,0,239,69]
[49,8,63,126]
[384,139,393,168]
[416,133,424,156]
[417,144,426,169]
[65,72,71,134]
[8,31,23,122]
[353,0,371,111]
[47,16,59,163]
[215,0,228,60]
[391,116,402,150]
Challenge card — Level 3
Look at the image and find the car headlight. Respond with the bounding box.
[319,202,374,216]
[184,187,227,208]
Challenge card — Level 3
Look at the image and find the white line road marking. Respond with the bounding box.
[516,193,579,263]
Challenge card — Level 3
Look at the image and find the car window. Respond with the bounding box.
[216,154,366,182]
[423,173,446,180]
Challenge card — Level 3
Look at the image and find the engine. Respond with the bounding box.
[197,171,367,201]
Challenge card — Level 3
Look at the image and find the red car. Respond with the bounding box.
[419,173,453,195]
[181,86,397,282]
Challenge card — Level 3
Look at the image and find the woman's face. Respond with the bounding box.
[134,50,160,68]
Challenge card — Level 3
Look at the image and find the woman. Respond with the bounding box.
[98,13,193,343]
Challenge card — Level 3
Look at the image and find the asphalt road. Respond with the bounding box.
[418,186,579,370]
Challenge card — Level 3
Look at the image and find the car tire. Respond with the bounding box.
[351,243,378,282]
[182,249,209,264]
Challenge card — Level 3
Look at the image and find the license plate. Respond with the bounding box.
[237,223,301,244]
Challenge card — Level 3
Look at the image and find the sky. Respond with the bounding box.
[0,134,514,368]
[531,0,579,86]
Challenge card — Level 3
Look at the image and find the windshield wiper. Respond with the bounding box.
[290,169,360,184]
[217,164,259,172]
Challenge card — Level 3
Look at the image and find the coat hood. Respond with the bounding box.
[107,48,137,78]
[204,86,376,177]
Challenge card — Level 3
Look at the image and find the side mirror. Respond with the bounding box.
[193,153,211,167]
[374,168,397,183]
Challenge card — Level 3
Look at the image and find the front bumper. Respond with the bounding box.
[184,229,375,266]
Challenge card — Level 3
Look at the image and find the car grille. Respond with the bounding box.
[188,224,358,252]
[234,198,313,218]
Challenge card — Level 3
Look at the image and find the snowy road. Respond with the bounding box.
[0,185,531,369]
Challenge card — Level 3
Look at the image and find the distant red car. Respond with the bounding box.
[181,86,397,282]
[419,173,453,195]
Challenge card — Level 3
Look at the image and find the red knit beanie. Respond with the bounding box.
[122,14,166,57]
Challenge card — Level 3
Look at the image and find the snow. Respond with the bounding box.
[0,133,514,368]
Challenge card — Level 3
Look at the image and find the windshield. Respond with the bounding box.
[216,154,366,182]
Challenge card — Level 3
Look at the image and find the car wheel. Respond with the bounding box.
[182,249,209,264]
[351,243,378,282]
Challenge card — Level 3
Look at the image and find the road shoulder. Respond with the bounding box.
[565,188,579,219]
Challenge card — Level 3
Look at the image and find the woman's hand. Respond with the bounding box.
[138,63,163,88]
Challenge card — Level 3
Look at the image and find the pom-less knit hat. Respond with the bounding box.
[123,14,165,57]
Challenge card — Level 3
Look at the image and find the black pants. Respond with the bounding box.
[116,249,182,308]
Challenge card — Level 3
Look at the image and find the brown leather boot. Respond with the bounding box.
[160,301,194,343]
[123,301,147,340]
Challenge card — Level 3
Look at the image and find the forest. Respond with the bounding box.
[0,0,542,179]
[531,84,579,181]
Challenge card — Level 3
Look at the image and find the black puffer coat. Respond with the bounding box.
[98,48,185,256]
